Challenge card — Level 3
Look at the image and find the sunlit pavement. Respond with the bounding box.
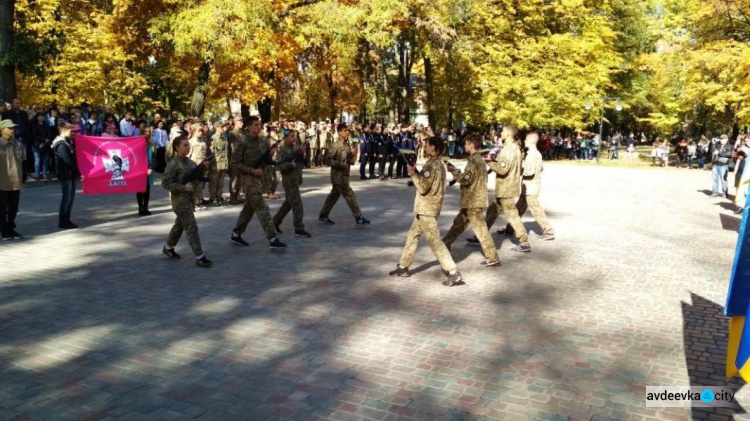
[0,162,744,420]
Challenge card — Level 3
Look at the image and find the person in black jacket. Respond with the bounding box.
[375,125,388,180]
[31,113,53,180]
[364,124,375,178]
[711,134,733,197]
[53,122,81,229]
[2,99,30,176]
[396,124,412,178]
[359,125,370,180]
[386,127,399,179]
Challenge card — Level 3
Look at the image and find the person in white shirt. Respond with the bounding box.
[119,110,135,137]
[153,120,169,173]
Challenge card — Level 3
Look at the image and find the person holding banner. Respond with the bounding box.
[53,122,81,229]
[136,130,155,216]
[162,135,212,267]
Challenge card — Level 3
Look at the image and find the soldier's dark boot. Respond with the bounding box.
[195,256,213,267]
[389,265,411,277]
[442,271,465,287]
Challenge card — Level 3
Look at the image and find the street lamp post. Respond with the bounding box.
[585,97,622,164]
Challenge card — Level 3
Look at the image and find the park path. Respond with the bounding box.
[0,162,744,420]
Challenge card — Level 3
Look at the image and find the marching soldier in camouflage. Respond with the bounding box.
[272,131,312,238]
[508,132,555,240]
[230,116,287,249]
[477,125,531,252]
[443,134,500,265]
[161,136,213,267]
[262,139,279,200]
[318,123,371,227]
[208,121,229,207]
[226,119,244,204]
[188,123,208,207]
[389,136,465,287]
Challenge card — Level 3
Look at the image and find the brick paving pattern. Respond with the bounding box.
[0,163,746,420]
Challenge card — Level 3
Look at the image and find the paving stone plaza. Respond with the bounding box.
[0,163,745,420]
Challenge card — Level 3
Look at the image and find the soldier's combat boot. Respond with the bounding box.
[163,246,181,259]
[442,271,465,287]
[195,256,213,268]
[389,265,411,277]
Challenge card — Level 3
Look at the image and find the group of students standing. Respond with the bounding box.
[354,123,418,181]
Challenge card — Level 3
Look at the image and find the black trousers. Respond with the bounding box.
[396,155,408,177]
[0,189,21,231]
[378,155,386,178]
[387,154,396,177]
[368,154,377,177]
[360,154,368,178]
[137,184,151,211]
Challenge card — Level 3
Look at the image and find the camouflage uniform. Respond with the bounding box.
[226,129,244,201]
[443,153,499,261]
[162,156,204,256]
[273,143,305,231]
[209,131,229,202]
[515,146,554,235]
[231,135,277,238]
[486,140,529,243]
[310,130,320,167]
[262,142,279,195]
[165,138,175,163]
[319,130,329,166]
[188,136,208,205]
[398,157,457,272]
[319,139,363,219]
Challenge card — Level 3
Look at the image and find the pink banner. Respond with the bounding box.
[74,135,148,195]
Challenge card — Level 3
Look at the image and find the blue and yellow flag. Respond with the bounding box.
[725,164,750,380]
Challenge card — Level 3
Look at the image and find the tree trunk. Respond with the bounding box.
[190,59,212,117]
[395,39,415,124]
[448,98,454,130]
[0,0,16,101]
[240,102,251,120]
[325,71,337,122]
[423,56,436,130]
[380,64,395,123]
[257,97,272,123]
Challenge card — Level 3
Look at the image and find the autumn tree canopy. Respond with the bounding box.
[2,0,747,134]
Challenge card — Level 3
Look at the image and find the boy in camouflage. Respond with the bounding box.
[318,123,371,227]
[161,136,213,267]
[273,131,311,238]
[390,136,464,287]
[443,133,500,266]
[230,116,287,250]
